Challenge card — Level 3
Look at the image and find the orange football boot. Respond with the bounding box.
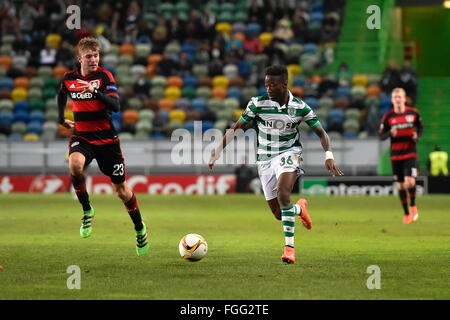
[402,214,412,224]
[409,206,419,222]
[296,198,312,230]
[281,246,295,264]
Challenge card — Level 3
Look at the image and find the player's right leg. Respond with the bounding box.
[393,161,411,223]
[68,139,95,238]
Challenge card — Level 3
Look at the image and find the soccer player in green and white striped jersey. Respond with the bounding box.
[209,65,343,264]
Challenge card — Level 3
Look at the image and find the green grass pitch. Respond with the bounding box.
[0,193,449,300]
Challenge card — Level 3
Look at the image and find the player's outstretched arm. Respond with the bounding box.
[209,120,244,170]
[313,125,344,177]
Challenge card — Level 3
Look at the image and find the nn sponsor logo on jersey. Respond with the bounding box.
[70,91,93,99]
[262,119,297,130]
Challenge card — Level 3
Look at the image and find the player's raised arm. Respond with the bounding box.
[313,124,344,177]
[208,119,245,170]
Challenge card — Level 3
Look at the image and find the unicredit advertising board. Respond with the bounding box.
[0,175,236,195]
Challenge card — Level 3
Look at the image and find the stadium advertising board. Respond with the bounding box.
[0,175,236,195]
[300,176,428,196]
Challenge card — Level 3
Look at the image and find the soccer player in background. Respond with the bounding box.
[209,65,343,264]
[57,37,149,256]
[379,87,423,224]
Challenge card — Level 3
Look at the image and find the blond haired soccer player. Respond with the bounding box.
[379,87,423,223]
[57,37,149,256]
[209,65,343,264]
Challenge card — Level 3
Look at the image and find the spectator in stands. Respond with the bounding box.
[399,60,418,104]
[40,41,57,67]
[152,16,169,53]
[18,1,38,33]
[123,0,141,44]
[291,10,308,44]
[248,0,265,22]
[157,51,179,77]
[75,20,94,44]
[336,62,352,87]
[56,40,76,69]
[97,1,113,24]
[380,60,401,94]
[273,16,294,44]
[201,7,216,40]
[178,52,193,77]
[168,12,185,42]
[318,74,338,97]
[304,77,319,98]
[1,4,19,36]
[133,73,151,100]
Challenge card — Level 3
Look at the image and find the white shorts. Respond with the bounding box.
[257,151,304,201]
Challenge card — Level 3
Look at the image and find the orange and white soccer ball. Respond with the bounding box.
[179,233,208,261]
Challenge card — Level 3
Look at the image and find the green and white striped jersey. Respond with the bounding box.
[239,91,320,162]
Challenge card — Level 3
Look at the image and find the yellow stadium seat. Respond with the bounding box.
[287,64,302,77]
[215,22,232,35]
[233,109,244,121]
[24,133,40,141]
[352,74,368,87]
[212,75,229,89]
[11,87,28,102]
[46,34,62,49]
[165,86,182,100]
[169,109,186,123]
[259,32,273,46]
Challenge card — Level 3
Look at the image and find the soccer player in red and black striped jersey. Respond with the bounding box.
[379,88,423,224]
[57,37,149,256]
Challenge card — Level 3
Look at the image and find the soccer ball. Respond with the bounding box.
[179,233,208,261]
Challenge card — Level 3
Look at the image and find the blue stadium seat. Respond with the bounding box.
[29,110,45,123]
[303,43,318,54]
[14,100,30,113]
[8,133,23,141]
[183,75,198,88]
[181,43,196,56]
[202,120,214,132]
[292,76,306,88]
[258,86,266,96]
[246,23,261,36]
[227,87,242,100]
[0,110,13,125]
[13,110,30,123]
[191,98,207,113]
[113,119,121,132]
[184,120,195,133]
[27,120,43,135]
[0,77,14,90]
[303,97,318,110]
[151,132,166,139]
[336,86,351,99]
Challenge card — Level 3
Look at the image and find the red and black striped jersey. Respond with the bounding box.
[60,66,120,145]
[379,106,423,161]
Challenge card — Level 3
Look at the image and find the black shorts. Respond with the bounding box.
[69,137,126,184]
[391,158,418,182]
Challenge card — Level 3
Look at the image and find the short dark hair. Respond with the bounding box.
[265,65,288,81]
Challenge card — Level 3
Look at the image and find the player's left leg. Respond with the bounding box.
[96,141,149,256]
[405,158,419,222]
[113,182,149,257]
[277,171,300,264]
[405,176,418,222]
